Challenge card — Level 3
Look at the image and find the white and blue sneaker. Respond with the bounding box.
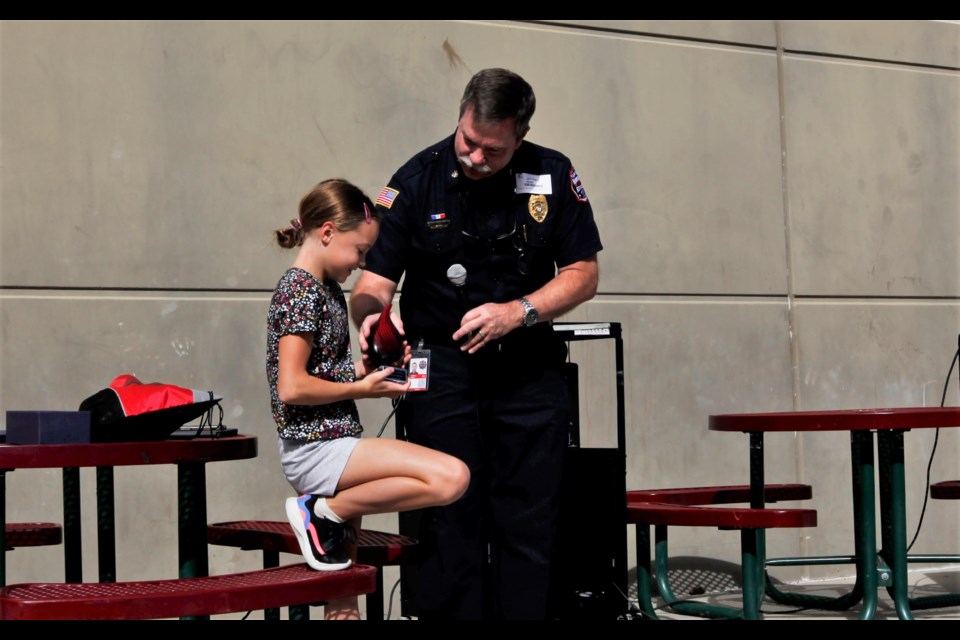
[285,494,352,571]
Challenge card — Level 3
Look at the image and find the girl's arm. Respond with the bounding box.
[276,333,407,405]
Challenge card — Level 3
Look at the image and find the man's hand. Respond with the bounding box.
[452,301,522,353]
[350,270,401,363]
[452,255,599,354]
[349,271,399,329]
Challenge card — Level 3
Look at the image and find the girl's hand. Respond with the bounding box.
[361,365,410,399]
[355,347,408,379]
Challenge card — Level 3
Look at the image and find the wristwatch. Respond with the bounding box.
[518,297,539,327]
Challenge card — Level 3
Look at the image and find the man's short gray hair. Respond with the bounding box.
[459,68,536,140]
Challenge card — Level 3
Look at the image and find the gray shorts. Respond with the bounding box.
[277,435,360,497]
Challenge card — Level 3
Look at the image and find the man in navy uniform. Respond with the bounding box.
[350,68,602,620]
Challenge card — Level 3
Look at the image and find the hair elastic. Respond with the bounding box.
[291,218,303,232]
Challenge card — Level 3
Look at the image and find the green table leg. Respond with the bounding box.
[853,431,879,620]
[289,604,310,620]
[1,470,7,587]
[763,433,869,613]
[878,430,912,620]
[178,462,209,621]
[96,466,116,582]
[367,569,385,621]
[177,462,209,579]
[652,524,745,620]
[262,550,281,620]
[62,467,82,583]
[633,523,660,619]
[741,528,764,620]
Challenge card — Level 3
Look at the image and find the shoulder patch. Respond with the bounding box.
[376,187,399,209]
[569,168,588,203]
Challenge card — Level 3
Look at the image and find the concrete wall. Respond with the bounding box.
[2,20,958,616]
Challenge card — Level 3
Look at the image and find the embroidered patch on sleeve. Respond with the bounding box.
[569,168,588,203]
[376,187,400,209]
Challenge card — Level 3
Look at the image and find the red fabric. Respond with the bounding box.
[109,374,195,418]
[372,303,403,364]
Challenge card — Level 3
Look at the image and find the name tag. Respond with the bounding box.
[407,349,430,392]
[515,173,552,195]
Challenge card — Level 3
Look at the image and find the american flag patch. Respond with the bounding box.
[430,213,446,221]
[376,187,399,209]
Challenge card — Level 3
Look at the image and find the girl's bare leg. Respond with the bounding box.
[320,439,468,619]
[328,438,469,519]
[323,516,362,620]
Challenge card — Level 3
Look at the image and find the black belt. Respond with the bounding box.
[412,323,564,362]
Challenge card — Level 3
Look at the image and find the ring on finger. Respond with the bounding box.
[478,330,485,339]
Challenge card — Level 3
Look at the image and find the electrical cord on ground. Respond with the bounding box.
[608,577,644,619]
[610,577,672,620]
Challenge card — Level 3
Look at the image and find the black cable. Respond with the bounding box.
[906,336,959,552]
[376,395,403,437]
[385,576,402,620]
[193,398,224,439]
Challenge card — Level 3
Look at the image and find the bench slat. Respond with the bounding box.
[627,483,812,506]
[931,480,960,500]
[207,521,417,620]
[626,501,817,529]
[0,563,377,620]
[4,523,62,550]
[207,521,416,566]
[626,484,817,620]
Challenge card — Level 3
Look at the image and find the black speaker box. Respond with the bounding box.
[546,446,627,620]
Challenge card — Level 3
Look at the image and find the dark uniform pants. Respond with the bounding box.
[398,340,570,619]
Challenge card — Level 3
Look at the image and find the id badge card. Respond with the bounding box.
[407,349,430,392]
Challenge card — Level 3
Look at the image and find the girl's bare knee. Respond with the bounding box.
[436,457,470,505]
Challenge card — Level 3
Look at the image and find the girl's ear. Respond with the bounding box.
[318,220,336,245]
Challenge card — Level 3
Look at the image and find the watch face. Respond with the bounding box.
[520,298,537,326]
[525,308,538,326]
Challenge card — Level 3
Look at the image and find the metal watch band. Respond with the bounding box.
[519,297,538,327]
